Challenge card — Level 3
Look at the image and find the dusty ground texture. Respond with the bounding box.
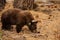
[0,2,60,40]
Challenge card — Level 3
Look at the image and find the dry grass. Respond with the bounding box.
[0,2,60,40]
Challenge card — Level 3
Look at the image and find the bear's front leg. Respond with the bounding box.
[16,25,23,33]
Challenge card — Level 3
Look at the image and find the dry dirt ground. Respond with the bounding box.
[0,3,60,40]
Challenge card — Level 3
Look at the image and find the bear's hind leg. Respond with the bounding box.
[2,24,11,31]
[2,24,7,30]
[6,24,12,30]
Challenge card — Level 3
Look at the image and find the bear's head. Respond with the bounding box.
[28,20,38,33]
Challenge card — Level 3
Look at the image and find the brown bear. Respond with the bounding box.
[1,8,38,33]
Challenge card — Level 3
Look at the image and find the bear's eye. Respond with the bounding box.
[28,22,31,25]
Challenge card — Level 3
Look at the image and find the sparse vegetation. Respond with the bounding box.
[0,0,60,40]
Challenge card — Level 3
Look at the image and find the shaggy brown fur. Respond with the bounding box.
[1,8,38,33]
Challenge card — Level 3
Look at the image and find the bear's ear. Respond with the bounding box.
[32,20,38,23]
